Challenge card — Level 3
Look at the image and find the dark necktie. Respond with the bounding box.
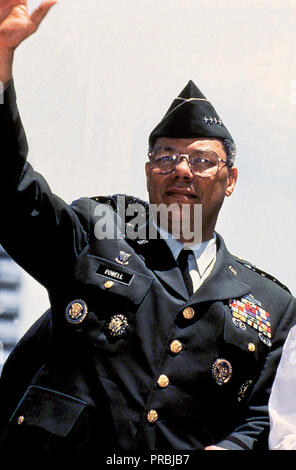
[177,249,194,296]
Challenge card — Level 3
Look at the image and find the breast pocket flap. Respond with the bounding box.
[223,314,268,361]
[10,385,86,438]
[88,255,154,305]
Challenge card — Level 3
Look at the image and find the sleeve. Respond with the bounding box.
[216,295,296,450]
[268,325,296,450]
[0,80,90,288]
[0,310,52,439]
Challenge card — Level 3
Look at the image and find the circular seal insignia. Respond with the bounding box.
[65,299,88,325]
[107,314,128,337]
[212,358,233,385]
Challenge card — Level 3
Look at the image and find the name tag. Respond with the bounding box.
[96,262,134,286]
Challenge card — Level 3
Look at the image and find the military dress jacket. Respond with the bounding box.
[0,81,296,451]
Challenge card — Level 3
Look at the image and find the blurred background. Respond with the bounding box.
[1,0,296,372]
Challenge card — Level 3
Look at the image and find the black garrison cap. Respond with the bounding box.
[148,80,234,149]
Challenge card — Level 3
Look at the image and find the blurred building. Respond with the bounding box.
[0,245,22,375]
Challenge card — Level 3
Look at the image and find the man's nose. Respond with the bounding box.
[173,156,193,179]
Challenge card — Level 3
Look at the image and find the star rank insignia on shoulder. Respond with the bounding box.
[234,256,291,293]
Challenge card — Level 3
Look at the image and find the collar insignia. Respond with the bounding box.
[115,251,132,266]
[229,265,237,276]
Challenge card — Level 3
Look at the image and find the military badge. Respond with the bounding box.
[212,358,232,385]
[258,332,272,347]
[137,239,149,245]
[107,314,128,337]
[228,265,237,276]
[65,299,88,324]
[238,379,254,402]
[17,416,25,425]
[229,294,271,339]
[115,251,132,266]
[96,262,134,286]
[232,317,247,331]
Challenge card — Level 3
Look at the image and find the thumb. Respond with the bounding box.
[29,0,57,33]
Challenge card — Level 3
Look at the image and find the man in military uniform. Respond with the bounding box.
[0,1,295,452]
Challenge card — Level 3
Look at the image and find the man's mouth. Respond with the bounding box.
[165,188,198,201]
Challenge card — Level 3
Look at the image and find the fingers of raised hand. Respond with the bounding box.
[204,445,227,450]
[0,0,56,49]
[28,0,57,33]
[0,1,27,23]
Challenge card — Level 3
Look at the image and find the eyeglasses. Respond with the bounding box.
[148,147,229,177]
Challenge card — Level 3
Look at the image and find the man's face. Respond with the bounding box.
[145,137,238,241]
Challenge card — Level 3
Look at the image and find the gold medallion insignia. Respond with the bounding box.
[212,358,232,385]
[65,299,88,324]
[107,314,128,337]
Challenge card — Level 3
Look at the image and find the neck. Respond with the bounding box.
[156,219,215,244]
[178,231,215,244]
[150,206,217,244]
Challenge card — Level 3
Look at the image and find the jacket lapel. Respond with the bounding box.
[187,233,251,305]
[127,236,189,301]
[124,216,250,305]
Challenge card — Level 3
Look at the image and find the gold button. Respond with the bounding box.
[248,343,256,352]
[170,340,182,354]
[104,281,114,289]
[183,307,195,320]
[147,409,158,423]
[157,374,170,388]
[17,416,24,425]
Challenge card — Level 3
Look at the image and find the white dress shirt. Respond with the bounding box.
[157,225,217,293]
[269,324,296,449]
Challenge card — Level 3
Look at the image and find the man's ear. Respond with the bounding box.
[226,167,238,197]
[145,162,151,191]
[145,162,150,178]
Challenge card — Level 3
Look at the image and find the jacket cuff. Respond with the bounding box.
[217,435,252,450]
[1,78,16,104]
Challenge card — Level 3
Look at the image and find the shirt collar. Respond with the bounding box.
[156,223,217,277]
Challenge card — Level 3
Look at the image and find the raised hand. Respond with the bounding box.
[0,0,56,51]
[0,1,56,84]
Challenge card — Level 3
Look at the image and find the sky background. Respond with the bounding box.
[11,0,296,335]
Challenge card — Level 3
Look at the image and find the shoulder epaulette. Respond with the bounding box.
[90,195,117,210]
[70,198,80,207]
[90,194,149,211]
[71,196,114,208]
[235,256,291,293]
[90,194,150,228]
